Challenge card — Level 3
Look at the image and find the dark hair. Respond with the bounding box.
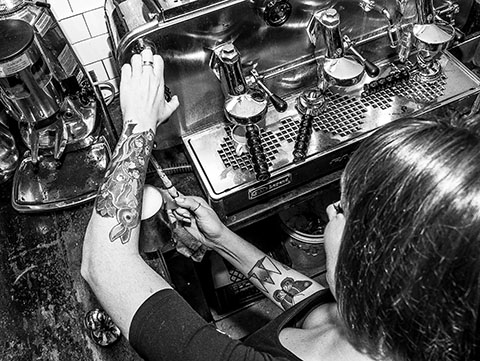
[336,116,480,361]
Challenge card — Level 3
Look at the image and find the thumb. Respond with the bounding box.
[164,95,179,116]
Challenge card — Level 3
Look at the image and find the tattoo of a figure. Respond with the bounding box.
[95,124,154,244]
[247,257,281,293]
[273,277,313,310]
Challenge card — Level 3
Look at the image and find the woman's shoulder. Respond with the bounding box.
[280,302,374,361]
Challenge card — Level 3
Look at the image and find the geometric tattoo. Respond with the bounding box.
[95,124,154,244]
[247,257,281,293]
[247,256,313,310]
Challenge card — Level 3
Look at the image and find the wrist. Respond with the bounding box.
[209,226,239,248]
[122,117,157,132]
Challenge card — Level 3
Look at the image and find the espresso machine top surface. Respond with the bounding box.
[183,53,480,215]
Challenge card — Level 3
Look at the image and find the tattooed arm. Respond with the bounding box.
[174,197,326,311]
[81,49,179,337]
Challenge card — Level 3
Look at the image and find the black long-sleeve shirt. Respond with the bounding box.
[130,288,334,361]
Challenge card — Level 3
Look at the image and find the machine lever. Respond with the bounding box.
[251,70,287,112]
[343,35,380,78]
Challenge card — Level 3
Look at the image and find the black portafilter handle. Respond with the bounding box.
[245,124,270,181]
[293,112,314,163]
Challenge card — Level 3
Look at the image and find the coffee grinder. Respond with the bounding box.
[0,4,115,212]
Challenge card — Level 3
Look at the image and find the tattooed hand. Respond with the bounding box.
[120,48,179,130]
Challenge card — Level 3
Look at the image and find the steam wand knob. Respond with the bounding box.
[343,35,380,78]
[250,69,288,112]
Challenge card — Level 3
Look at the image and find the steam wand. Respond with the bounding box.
[250,69,288,112]
[343,35,380,78]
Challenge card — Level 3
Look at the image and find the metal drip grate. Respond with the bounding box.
[314,92,367,136]
[217,127,280,172]
[216,63,456,172]
[362,62,447,108]
[278,92,368,140]
[397,73,447,103]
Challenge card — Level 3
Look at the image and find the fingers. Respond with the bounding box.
[152,52,164,79]
[175,196,208,217]
[173,207,191,223]
[159,95,179,124]
[141,48,154,75]
[120,63,132,95]
[131,53,142,77]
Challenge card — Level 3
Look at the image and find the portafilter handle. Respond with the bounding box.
[215,43,271,181]
[224,92,270,182]
[293,111,314,163]
[293,88,326,163]
[246,123,270,181]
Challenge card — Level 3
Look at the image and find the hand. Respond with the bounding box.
[174,196,228,249]
[120,48,179,130]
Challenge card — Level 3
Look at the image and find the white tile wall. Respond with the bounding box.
[46,0,119,91]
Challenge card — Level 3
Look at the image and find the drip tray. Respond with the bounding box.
[183,52,480,218]
[12,137,111,212]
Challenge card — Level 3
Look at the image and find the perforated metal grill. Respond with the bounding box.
[314,93,367,136]
[217,127,280,172]
[216,64,450,172]
[362,62,447,108]
[398,73,447,103]
[278,92,368,140]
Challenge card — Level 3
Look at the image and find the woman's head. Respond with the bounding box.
[335,116,480,360]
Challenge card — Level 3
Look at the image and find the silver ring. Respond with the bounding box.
[192,202,201,212]
[142,60,154,67]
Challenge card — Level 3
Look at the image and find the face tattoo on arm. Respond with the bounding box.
[95,124,155,244]
[247,256,313,310]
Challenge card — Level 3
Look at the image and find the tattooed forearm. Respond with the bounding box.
[95,124,155,244]
[247,256,281,293]
[247,256,313,310]
[273,277,312,310]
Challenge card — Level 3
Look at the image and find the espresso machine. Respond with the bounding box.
[104,0,480,221]
[0,1,115,212]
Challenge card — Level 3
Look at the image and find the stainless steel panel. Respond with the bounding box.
[183,52,480,216]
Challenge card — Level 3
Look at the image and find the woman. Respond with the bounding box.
[81,50,480,361]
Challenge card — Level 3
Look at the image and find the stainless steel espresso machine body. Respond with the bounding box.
[105,0,480,220]
[0,2,114,212]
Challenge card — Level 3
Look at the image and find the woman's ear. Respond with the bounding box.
[324,209,346,297]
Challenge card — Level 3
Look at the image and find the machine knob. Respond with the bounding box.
[257,0,292,27]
